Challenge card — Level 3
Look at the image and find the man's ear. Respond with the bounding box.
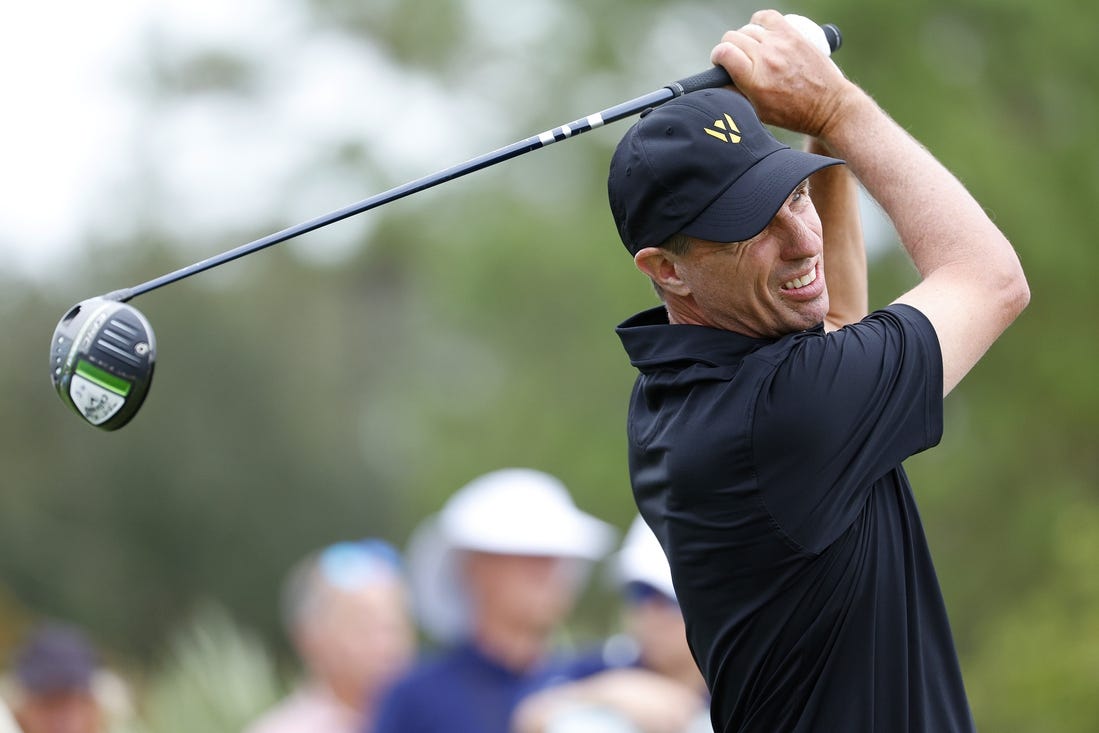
[634,247,690,296]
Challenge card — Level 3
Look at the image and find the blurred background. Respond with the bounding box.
[1,0,1095,730]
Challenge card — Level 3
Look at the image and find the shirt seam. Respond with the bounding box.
[744,352,817,559]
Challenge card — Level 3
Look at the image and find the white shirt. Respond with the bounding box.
[244,685,361,733]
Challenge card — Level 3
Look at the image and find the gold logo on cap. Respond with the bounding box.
[704,113,741,143]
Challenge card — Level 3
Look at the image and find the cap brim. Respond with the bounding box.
[438,473,616,561]
[681,148,842,244]
[446,509,615,561]
[405,515,471,643]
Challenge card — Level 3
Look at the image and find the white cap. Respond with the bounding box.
[407,468,616,642]
[614,515,676,600]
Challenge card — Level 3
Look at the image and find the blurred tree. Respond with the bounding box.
[0,0,1096,729]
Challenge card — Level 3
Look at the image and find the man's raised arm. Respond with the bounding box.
[806,136,867,331]
[712,10,1029,394]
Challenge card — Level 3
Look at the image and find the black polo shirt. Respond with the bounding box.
[616,304,974,733]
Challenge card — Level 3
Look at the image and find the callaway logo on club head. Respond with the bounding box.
[704,113,742,143]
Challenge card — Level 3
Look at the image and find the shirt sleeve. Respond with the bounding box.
[751,304,943,554]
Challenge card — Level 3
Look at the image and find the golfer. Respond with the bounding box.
[609,11,1028,733]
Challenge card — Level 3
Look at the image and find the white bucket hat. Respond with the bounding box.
[613,515,676,601]
[406,468,616,642]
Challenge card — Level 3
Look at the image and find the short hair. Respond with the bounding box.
[649,232,694,300]
[660,232,694,256]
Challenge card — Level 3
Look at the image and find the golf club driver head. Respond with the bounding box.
[50,297,156,430]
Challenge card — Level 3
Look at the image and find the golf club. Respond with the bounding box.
[50,17,841,430]
[50,297,156,431]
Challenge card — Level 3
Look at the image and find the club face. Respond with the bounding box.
[50,298,157,430]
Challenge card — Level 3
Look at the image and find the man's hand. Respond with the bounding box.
[710,10,854,138]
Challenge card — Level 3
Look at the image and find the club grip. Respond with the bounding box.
[821,23,842,53]
[670,66,733,95]
[666,20,841,97]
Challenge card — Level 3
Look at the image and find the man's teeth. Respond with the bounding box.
[782,268,817,290]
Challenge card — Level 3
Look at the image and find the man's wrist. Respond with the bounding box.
[816,82,870,147]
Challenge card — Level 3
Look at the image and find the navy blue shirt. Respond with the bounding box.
[616,304,974,733]
[371,641,598,733]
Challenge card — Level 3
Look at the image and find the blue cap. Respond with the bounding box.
[13,624,100,694]
[318,539,402,591]
[608,88,843,255]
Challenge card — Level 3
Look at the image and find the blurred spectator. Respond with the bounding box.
[512,516,709,733]
[4,623,106,733]
[371,468,616,733]
[244,539,415,733]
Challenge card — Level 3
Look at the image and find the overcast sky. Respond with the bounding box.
[0,0,515,283]
[3,2,148,278]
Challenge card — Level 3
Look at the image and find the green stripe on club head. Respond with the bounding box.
[75,359,132,396]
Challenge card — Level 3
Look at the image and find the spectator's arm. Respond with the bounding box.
[511,669,705,733]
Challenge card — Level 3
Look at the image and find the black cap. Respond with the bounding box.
[13,624,100,694]
[608,88,843,255]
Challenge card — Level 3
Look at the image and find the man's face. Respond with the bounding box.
[622,585,692,672]
[464,552,576,636]
[14,691,102,733]
[668,181,829,337]
[298,576,415,705]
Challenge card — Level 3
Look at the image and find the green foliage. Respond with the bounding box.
[129,604,286,733]
[965,492,1099,732]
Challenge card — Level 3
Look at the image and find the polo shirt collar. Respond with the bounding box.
[616,306,822,370]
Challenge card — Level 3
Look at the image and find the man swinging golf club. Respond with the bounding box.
[610,10,1028,732]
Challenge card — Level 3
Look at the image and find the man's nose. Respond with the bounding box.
[774,210,819,260]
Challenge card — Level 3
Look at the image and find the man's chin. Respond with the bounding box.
[790,297,829,331]
[768,306,822,331]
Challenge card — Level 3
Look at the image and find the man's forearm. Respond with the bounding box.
[806,136,867,330]
[817,86,1014,287]
[818,85,1029,393]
